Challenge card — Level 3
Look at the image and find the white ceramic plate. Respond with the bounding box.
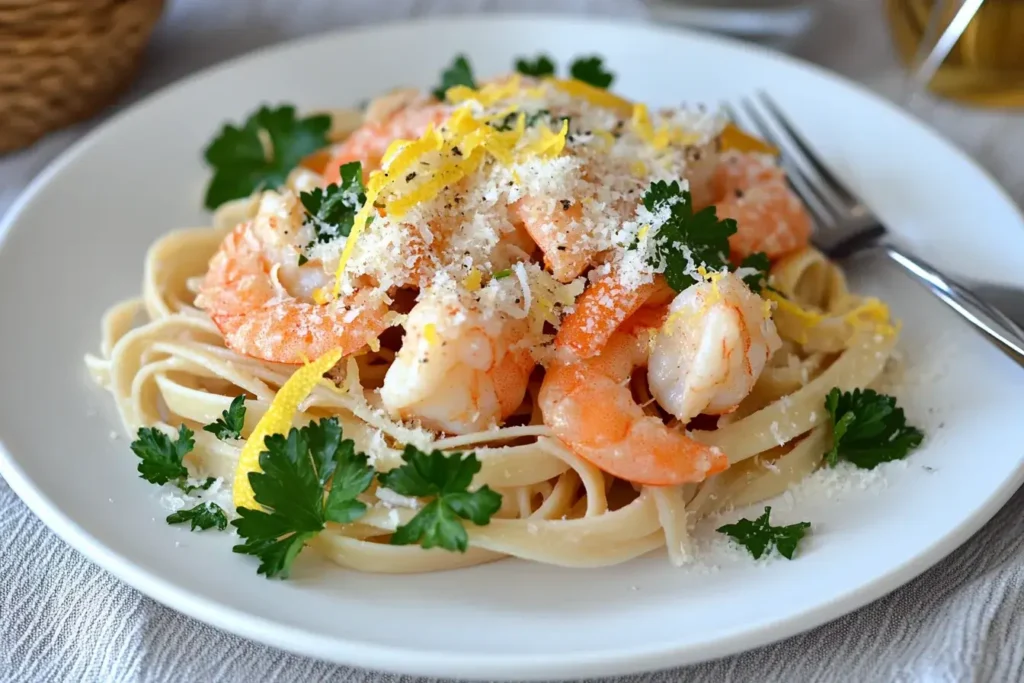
[1,16,1023,681]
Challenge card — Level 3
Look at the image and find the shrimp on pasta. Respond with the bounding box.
[87,53,913,580]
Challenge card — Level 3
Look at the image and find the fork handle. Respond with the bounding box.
[882,245,1024,365]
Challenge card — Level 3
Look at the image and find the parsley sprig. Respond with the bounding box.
[203,105,331,210]
[737,252,771,293]
[167,502,229,532]
[513,54,615,89]
[378,446,502,552]
[636,180,737,292]
[489,109,557,132]
[131,425,194,485]
[299,161,367,245]
[825,388,924,469]
[433,54,476,100]
[203,395,246,441]
[181,477,216,494]
[717,506,811,560]
[569,55,615,88]
[231,418,374,578]
[515,54,556,77]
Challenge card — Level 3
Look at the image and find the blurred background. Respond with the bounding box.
[1,0,1022,206]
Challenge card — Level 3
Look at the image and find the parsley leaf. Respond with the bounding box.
[203,395,246,441]
[824,388,924,469]
[489,109,553,132]
[570,56,614,89]
[232,418,374,578]
[738,252,771,293]
[131,425,193,485]
[515,54,556,77]
[433,54,476,100]
[717,506,811,560]
[203,105,331,210]
[492,269,512,279]
[166,502,229,532]
[377,446,502,552]
[639,181,737,292]
[181,477,217,494]
[299,161,366,244]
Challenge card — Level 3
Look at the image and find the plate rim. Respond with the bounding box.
[1,13,1023,680]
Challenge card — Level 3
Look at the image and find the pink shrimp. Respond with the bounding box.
[509,197,598,284]
[322,92,449,183]
[554,276,674,360]
[540,317,729,486]
[196,203,388,365]
[380,285,536,434]
[712,151,812,261]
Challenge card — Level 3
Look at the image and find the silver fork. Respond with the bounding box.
[725,93,1024,365]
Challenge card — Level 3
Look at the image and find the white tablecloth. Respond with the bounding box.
[3,1,1023,681]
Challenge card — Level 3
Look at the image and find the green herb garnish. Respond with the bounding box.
[515,54,556,77]
[717,506,811,560]
[203,105,331,210]
[489,109,554,132]
[232,418,374,578]
[511,54,615,89]
[825,388,924,469]
[492,269,513,280]
[203,395,246,441]
[167,502,229,532]
[299,161,366,244]
[433,54,476,100]
[738,252,771,293]
[636,180,736,292]
[377,446,502,552]
[181,477,217,494]
[569,56,614,88]
[131,425,194,485]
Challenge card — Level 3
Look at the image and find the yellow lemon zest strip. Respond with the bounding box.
[463,268,482,291]
[719,122,779,155]
[551,79,633,116]
[233,348,344,510]
[423,322,440,346]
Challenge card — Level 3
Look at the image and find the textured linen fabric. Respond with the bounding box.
[2,1,1024,681]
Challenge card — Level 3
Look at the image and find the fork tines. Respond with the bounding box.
[723,93,886,258]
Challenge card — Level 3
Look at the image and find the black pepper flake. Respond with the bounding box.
[614,120,624,130]
[452,146,462,156]
[556,246,566,251]
[735,189,744,199]
[405,172,417,182]
[560,199,571,210]
[567,135,575,143]
[445,203,453,210]
[693,150,702,161]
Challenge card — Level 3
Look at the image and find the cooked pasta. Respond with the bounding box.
[86,60,899,574]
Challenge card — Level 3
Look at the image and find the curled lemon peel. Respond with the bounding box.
[232,348,344,510]
[720,122,778,156]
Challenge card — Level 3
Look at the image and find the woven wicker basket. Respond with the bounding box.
[0,0,166,153]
